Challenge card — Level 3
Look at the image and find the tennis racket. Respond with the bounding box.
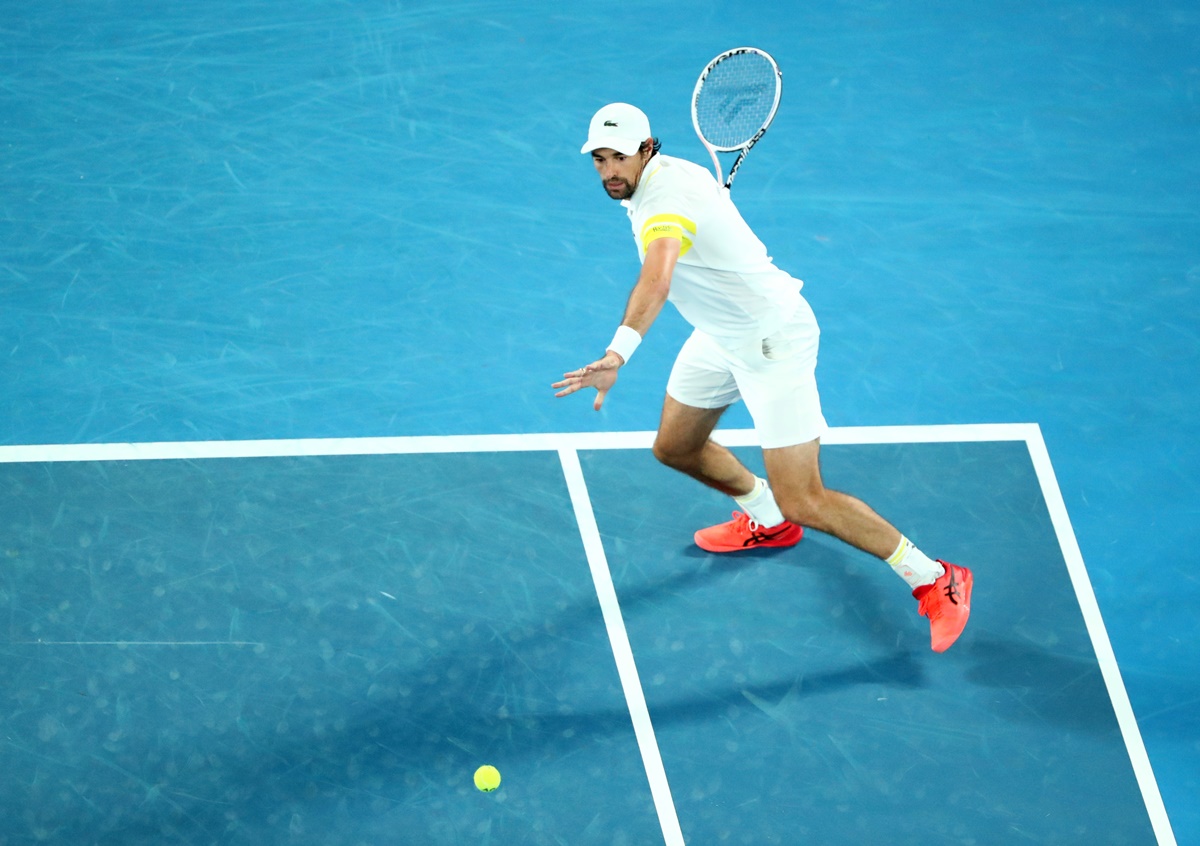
[691,47,782,190]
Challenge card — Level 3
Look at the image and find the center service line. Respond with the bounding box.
[558,447,686,846]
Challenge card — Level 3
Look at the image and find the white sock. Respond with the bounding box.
[733,477,787,528]
[886,536,945,590]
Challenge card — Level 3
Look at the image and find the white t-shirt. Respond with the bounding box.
[621,153,802,346]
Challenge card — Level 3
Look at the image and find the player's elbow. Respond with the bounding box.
[640,271,672,301]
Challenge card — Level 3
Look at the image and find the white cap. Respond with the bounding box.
[580,103,652,155]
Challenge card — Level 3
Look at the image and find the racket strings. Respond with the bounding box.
[694,52,778,149]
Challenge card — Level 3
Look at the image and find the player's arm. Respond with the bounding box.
[552,236,682,410]
[613,235,681,356]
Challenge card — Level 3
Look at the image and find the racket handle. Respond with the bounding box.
[724,150,748,190]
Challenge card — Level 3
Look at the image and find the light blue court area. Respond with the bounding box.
[0,429,1173,844]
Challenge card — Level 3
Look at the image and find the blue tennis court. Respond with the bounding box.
[0,429,1168,843]
[3,2,1196,844]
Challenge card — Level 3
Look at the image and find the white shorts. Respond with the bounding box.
[666,298,827,449]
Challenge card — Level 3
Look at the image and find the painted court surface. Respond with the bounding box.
[4,1,1195,843]
[0,427,1171,844]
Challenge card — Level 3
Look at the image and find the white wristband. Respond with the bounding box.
[606,325,642,364]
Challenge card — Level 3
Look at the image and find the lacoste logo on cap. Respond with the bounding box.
[603,120,618,126]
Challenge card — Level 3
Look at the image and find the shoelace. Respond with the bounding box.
[917,570,960,618]
[730,510,760,533]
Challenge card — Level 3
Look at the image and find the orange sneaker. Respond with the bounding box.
[913,561,973,652]
[693,510,804,553]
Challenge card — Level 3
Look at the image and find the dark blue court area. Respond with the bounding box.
[0,449,658,844]
[3,1,1196,844]
[0,437,1168,843]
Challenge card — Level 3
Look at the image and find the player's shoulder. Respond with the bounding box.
[656,154,717,185]
[641,154,718,204]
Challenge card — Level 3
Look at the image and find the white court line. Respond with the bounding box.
[17,641,264,647]
[558,447,685,846]
[0,422,1037,464]
[0,424,1174,844]
[1024,428,1177,846]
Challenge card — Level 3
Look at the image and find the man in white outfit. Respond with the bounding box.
[554,103,972,652]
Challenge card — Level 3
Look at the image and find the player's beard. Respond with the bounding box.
[603,178,635,200]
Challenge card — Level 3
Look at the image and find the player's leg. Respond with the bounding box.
[725,300,973,650]
[761,438,973,652]
[655,329,803,552]
[652,329,755,496]
[651,396,753,497]
[760,438,900,559]
[653,394,805,552]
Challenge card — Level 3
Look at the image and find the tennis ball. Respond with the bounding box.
[474,764,501,792]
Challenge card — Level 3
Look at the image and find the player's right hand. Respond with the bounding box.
[552,352,622,411]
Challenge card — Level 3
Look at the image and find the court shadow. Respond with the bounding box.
[963,636,1120,734]
[520,648,921,734]
[621,536,920,653]
[642,648,928,728]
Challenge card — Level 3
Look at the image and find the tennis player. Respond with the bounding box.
[554,103,973,652]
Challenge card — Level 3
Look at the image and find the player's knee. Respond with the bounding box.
[651,439,682,469]
[652,436,696,470]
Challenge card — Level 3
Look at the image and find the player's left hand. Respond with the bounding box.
[552,352,623,411]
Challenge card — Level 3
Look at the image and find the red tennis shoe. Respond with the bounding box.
[913,561,973,652]
[693,511,804,553]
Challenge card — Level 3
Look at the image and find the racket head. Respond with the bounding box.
[691,47,782,153]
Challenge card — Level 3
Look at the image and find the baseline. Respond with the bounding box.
[0,423,1038,464]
